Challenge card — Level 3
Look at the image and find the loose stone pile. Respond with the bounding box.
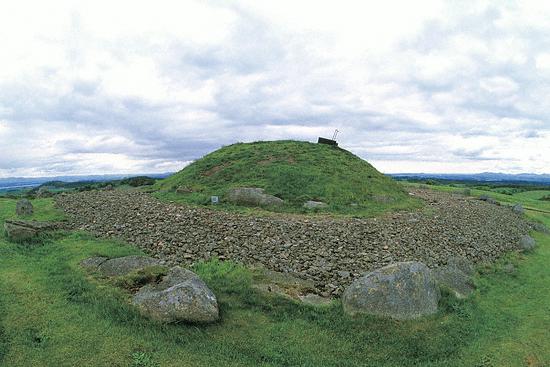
[55,189,533,296]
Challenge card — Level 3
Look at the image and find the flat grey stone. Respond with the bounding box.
[226,187,284,207]
[303,201,328,209]
[97,255,161,277]
[80,256,109,271]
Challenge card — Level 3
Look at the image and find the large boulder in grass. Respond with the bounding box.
[3,220,57,242]
[97,255,161,276]
[342,261,440,320]
[133,266,219,323]
[226,187,283,207]
[16,199,33,216]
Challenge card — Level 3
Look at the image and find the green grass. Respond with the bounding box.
[0,186,549,366]
[154,140,420,217]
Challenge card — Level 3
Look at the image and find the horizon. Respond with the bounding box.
[2,169,550,181]
[1,1,549,176]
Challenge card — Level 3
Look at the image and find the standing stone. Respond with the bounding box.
[342,261,440,320]
[133,266,219,323]
[16,199,33,216]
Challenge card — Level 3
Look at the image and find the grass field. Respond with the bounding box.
[0,185,549,366]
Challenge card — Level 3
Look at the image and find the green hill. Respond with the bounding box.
[154,140,418,215]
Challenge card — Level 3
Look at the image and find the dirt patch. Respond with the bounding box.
[201,163,229,177]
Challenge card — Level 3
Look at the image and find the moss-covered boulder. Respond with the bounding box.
[133,266,219,323]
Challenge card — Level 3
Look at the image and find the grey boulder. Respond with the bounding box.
[512,204,524,215]
[133,266,219,323]
[16,199,33,216]
[80,256,109,271]
[97,255,161,276]
[342,261,440,320]
[303,201,328,209]
[518,235,536,252]
[226,187,283,207]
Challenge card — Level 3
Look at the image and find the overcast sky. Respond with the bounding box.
[0,0,549,177]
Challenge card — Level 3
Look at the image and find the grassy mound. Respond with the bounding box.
[155,140,417,215]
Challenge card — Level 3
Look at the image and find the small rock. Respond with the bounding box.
[337,270,351,278]
[298,293,332,306]
[303,201,328,209]
[512,204,524,215]
[133,266,219,323]
[16,199,34,216]
[502,263,516,274]
[518,235,536,252]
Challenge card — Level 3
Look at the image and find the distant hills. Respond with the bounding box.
[0,173,172,191]
[390,172,550,184]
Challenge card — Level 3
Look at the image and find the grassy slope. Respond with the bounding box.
[0,187,549,366]
[154,141,418,216]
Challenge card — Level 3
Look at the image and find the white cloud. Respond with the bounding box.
[0,0,549,177]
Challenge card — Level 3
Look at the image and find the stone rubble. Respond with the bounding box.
[55,188,533,296]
